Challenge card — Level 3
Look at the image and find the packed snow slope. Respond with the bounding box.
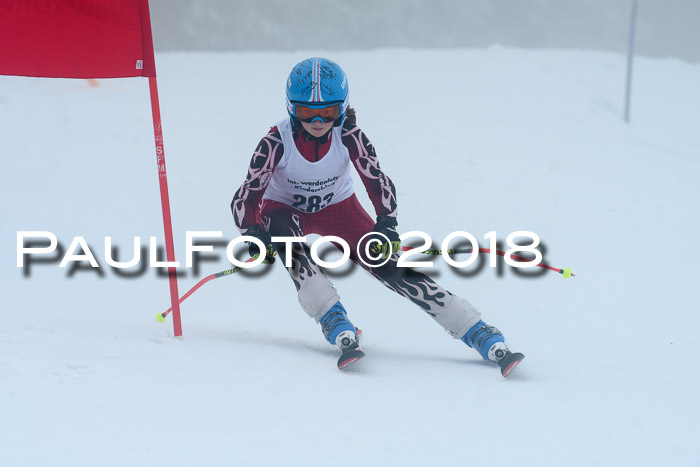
[1,48,699,467]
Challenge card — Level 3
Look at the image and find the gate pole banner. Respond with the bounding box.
[0,0,155,78]
[1,0,184,337]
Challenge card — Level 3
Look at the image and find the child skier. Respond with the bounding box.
[231,57,524,376]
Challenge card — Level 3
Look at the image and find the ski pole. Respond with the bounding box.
[400,246,574,278]
[157,242,574,322]
[156,257,257,322]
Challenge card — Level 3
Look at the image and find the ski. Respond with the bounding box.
[338,348,365,370]
[499,351,525,377]
[337,328,365,370]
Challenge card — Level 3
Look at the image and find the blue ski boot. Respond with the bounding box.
[461,320,524,377]
[320,301,365,370]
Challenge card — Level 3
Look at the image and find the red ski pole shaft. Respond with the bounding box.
[159,257,256,320]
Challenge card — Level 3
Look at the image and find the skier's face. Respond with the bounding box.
[300,119,333,138]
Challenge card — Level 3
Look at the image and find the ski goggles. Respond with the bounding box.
[293,103,341,123]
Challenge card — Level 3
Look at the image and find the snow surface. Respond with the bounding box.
[1,48,699,466]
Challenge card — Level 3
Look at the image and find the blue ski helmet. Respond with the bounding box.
[286,57,349,126]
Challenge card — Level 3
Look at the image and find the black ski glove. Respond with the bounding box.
[244,224,277,264]
[369,215,400,260]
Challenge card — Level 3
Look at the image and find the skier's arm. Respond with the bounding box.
[230,127,284,233]
[342,121,398,220]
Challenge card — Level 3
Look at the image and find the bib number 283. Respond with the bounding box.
[292,193,334,213]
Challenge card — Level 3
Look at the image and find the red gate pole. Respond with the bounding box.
[148,77,183,338]
[140,0,183,338]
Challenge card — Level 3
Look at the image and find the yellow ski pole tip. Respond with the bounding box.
[562,268,572,279]
[156,312,167,323]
